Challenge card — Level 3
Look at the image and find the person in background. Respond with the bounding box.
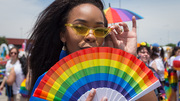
[168,47,180,69]
[167,46,180,101]
[137,42,164,100]
[149,46,166,100]
[27,0,157,100]
[149,46,165,83]
[137,42,151,66]
[5,54,27,101]
[0,47,21,101]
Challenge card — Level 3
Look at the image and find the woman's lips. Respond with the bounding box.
[80,47,92,49]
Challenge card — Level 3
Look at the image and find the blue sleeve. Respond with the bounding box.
[29,72,47,101]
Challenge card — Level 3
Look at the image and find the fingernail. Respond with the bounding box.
[90,88,95,95]
[102,97,108,101]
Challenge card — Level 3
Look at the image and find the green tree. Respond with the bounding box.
[165,43,176,47]
[0,36,8,45]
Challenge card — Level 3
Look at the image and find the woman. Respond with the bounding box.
[149,46,167,100]
[0,47,21,101]
[27,0,157,100]
[167,47,180,101]
[168,47,180,69]
[6,55,27,101]
[137,43,162,99]
[137,43,167,100]
[149,46,165,82]
[137,42,151,65]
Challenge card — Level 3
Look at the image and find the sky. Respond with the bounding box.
[0,0,180,46]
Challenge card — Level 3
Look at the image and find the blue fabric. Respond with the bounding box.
[177,41,180,47]
[30,49,67,100]
[5,84,13,98]
[59,49,67,60]
[30,72,47,101]
[30,96,47,101]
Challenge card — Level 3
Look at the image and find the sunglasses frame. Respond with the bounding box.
[65,24,111,38]
[10,52,17,55]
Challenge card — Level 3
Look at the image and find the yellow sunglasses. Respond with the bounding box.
[65,24,111,38]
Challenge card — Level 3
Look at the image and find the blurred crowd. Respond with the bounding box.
[0,41,180,101]
[137,42,180,101]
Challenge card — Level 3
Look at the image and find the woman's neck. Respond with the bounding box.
[11,58,18,64]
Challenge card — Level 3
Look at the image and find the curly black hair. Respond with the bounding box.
[27,0,107,93]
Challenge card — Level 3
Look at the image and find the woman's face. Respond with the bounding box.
[61,3,105,54]
[175,49,180,56]
[137,47,150,64]
[10,48,18,60]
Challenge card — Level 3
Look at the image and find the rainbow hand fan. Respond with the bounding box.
[31,47,160,101]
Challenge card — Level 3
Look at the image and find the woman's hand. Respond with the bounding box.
[104,16,137,55]
[0,76,7,92]
[86,88,108,101]
[0,84,4,92]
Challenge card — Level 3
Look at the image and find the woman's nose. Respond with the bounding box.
[84,29,96,43]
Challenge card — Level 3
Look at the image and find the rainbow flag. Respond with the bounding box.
[0,69,5,78]
[164,68,172,100]
[169,70,178,91]
[164,68,178,101]
[19,79,29,97]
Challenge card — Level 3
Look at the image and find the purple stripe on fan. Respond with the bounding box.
[70,81,132,100]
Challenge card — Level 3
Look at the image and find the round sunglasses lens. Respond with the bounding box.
[11,52,17,55]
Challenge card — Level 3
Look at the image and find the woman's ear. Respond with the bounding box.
[60,33,66,43]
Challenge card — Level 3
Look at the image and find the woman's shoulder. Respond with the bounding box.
[15,59,21,64]
[5,60,12,68]
[6,59,11,64]
[154,58,163,63]
[149,60,155,66]
[14,61,22,73]
[169,56,176,60]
